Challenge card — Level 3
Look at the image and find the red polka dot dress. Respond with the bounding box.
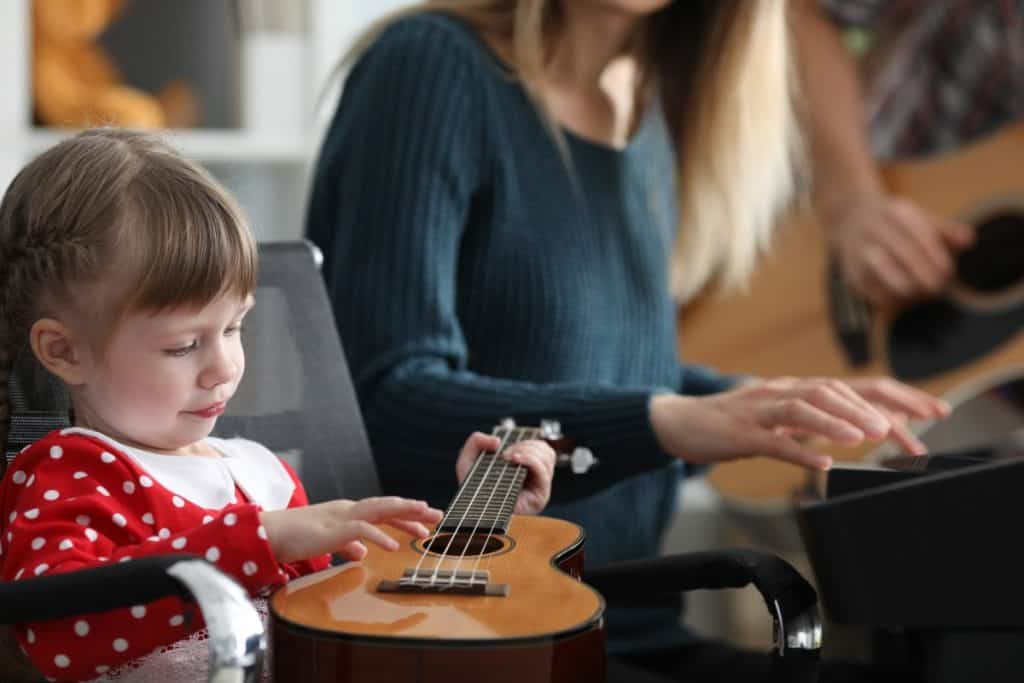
[0,428,330,681]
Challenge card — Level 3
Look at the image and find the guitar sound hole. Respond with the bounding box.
[957,212,1024,293]
[416,532,509,558]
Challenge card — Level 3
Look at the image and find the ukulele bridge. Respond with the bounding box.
[378,569,508,596]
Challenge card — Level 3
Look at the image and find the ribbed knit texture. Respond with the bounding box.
[306,12,735,654]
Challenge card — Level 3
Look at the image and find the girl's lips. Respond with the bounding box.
[186,402,225,418]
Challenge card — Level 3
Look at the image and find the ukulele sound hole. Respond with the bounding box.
[957,212,1024,293]
[417,532,509,558]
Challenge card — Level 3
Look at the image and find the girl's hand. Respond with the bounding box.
[259,497,443,563]
[455,432,556,515]
[650,376,949,470]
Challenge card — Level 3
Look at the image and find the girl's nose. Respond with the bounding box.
[199,344,239,389]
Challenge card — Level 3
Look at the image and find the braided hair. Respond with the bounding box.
[0,128,258,458]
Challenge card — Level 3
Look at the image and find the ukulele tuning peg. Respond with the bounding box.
[557,447,598,474]
[500,417,516,428]
[540,420,562,439]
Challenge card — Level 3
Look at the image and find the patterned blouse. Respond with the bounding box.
[823,0,1024,158]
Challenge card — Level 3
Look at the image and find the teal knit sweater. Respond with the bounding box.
[306,12,735,654]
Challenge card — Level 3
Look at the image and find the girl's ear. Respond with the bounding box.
[29,318,91,386]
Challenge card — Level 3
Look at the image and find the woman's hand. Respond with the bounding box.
[650,376,950,470]
[455,432,556,515]
[259,497,443,563]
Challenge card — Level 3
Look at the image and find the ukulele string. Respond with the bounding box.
[473,427,529,580]
[417,426,512,585]
[411,436,503,584]
[448,426,530,586]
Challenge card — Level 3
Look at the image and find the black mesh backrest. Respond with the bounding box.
[3,241,381,503]
[213,241,382,503]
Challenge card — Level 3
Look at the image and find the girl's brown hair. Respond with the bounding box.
[0,128,258,452]
[340,0,804,302]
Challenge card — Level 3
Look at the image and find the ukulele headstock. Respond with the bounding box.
[495,418,597,474]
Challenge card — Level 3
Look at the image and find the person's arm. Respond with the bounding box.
[790,0,973,305]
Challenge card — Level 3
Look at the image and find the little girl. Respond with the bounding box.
[0,129,556,681]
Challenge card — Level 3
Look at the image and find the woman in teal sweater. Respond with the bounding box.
[306,1,946,680]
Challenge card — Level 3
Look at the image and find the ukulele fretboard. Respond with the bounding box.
[437,426,535,535]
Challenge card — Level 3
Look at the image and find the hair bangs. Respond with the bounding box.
[119,160,257,314]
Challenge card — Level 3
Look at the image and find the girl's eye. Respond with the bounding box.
[165,340,199,357]
[225,323,246,337]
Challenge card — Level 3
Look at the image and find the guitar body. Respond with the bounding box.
[270,514,606,683]
[678,121,1024,506]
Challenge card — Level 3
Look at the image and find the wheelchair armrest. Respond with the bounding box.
[0,555,265,683]
[584,548,822,659]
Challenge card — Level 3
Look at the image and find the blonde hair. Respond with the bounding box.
[340,0,804,302]
[0,128,257,451]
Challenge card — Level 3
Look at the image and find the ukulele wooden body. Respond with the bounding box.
[270,515,606,683]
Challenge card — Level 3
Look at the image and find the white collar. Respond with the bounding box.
[60,428,295,511]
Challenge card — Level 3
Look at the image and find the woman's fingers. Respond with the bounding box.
[800,381,890,439]
[455,432,503,482]
[761,395,873,444]
[752,429,833,470]
[847,377,950,419]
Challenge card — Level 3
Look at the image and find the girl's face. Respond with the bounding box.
[71,293,253,454]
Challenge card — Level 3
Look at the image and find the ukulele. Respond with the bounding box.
[678,120,1024,510]
[269,420,606,683]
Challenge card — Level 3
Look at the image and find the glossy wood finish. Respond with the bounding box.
[270,515,605,682]
[678,122,1024,505]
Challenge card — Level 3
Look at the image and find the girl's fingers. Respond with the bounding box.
[352,497,443,524]
[342,520,400,551]
[337,540,368,561]
[386,520,433,538]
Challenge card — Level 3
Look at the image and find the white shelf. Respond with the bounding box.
[10,129,314,164]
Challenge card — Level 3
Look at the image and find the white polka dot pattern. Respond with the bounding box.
[171,537,187,550]
[54,654,70,668]
[74,621,89,637]
[171,496,185,508]
[34,563,49,576]
[49,446,63,459]
[206,547,221,562]
[100,452,116,464]
[112,638,128,653]
[76,515,90,526]
[243,561,258,576]
[122,481,135,494]
[96,486,110,497]
[224,513,237,526]
[141,512,155,525]
[112,513,127,527]
[43,489,60,501]
[169,615,184,627]
[31,537,45,550]
[23,508,39,519]
[59,539,73,551]
[73,471,87,480]
[84,529,98,542]
[139,475,153,488]
[159,528,171,539]
[131,605,146,619]
[11,471,26,485]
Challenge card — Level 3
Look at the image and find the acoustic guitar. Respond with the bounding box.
[269,420,606,683]
[678,120,1024,511]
